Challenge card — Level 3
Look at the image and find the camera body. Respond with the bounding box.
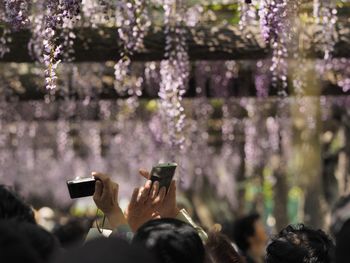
[67,177,96,199]
[150,163,177,191]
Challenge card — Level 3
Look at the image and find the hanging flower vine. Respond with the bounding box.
[1,0,30,58]
[159,0,189,151]
[60,0,82,61]
[0,28,10,58]
[42,1,64,91]
[4,0,31,31]
[314,0,338,61]
[28,0,82,91]
[259,0,301,96]
[114,0,149,96]
[239,0,258,34]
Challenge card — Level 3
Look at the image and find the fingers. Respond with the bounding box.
[138,180,152,203]
[101,178,113,200]
[92,172,109,198]
[130,188,139,206]
[137,187,145,202]
[139,169,150,179]
[159,187,166,202]
[92,172,118,203]
[152,212,161,220]
[91,172,122,216]
[151,181,159,199]
[93,180,103,200]
[154,186,166,205]
[168,180,176,198]
[92,172,109,183]
[144,180,152,193]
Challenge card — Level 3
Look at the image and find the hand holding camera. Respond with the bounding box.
[92,172,127,229]
[66,163,179,231]
[126,180,166,232]
[139,169,180,219]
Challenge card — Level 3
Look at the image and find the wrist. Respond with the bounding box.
[127,219,139,233]
[163,207,180,218]
[105,207,127,229]
[171,207,181,218]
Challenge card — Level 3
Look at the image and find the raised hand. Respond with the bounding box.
[126,180,166,232]
[139,169,180,219]
[92,172,127,229]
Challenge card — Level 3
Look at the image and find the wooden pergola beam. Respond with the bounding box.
[1,23,350,63]
[2,70,349,102]
[0,26,267,62]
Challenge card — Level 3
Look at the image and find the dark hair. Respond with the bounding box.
[0,185,35,224]
[0,221,43,263]
[335,219,350,263]
[331,194,350,236]
[53,218,90,249]
[53,237,156,263]
[206,231,245,263]
[132,218,205,263]
[232,213,260,252]
[16,220,60,262]
[266,224,334,263]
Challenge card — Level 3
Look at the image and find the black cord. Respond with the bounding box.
[96,209,106,234]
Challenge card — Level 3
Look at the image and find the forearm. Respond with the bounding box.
[105,207,127,229]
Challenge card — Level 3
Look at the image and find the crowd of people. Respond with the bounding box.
[0,169,349,263]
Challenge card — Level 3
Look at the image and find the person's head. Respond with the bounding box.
[53,218,90,249]
[266,224,334,263]
[53,237,155,263]
[0,221,43,263]
[16,220,60,262]
[206,231,245,263]
[335,219,350,263]
[132,218,205,263]
[331,194,350,237]
[0,185,35,223]
[232,213,267,257]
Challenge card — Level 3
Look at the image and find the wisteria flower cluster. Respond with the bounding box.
[42,1,64,91]
[0,29,11,58]
[239,0,258,33]
[61,0,82,20]
[4,0,30,31]
[114,0,149,96]
[159,0,189,152]
[60,0,82,61]
[3,0,83,90]
[0,0,30,58]
[314,0,338,60]
[317,58,350,93]
[258,0,301,96]
[47,0,84,89]
[255,60,271,98]
[114,57,143,96]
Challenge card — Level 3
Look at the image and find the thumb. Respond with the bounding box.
[152,212,161,219]
[139,169,150,180]
[94,180,103,198]
[113,184,119,203]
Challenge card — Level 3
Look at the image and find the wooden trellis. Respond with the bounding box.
[1,22,350,100]
[1,22,350,62]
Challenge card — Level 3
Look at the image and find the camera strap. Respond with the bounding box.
[95,209,106,234]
